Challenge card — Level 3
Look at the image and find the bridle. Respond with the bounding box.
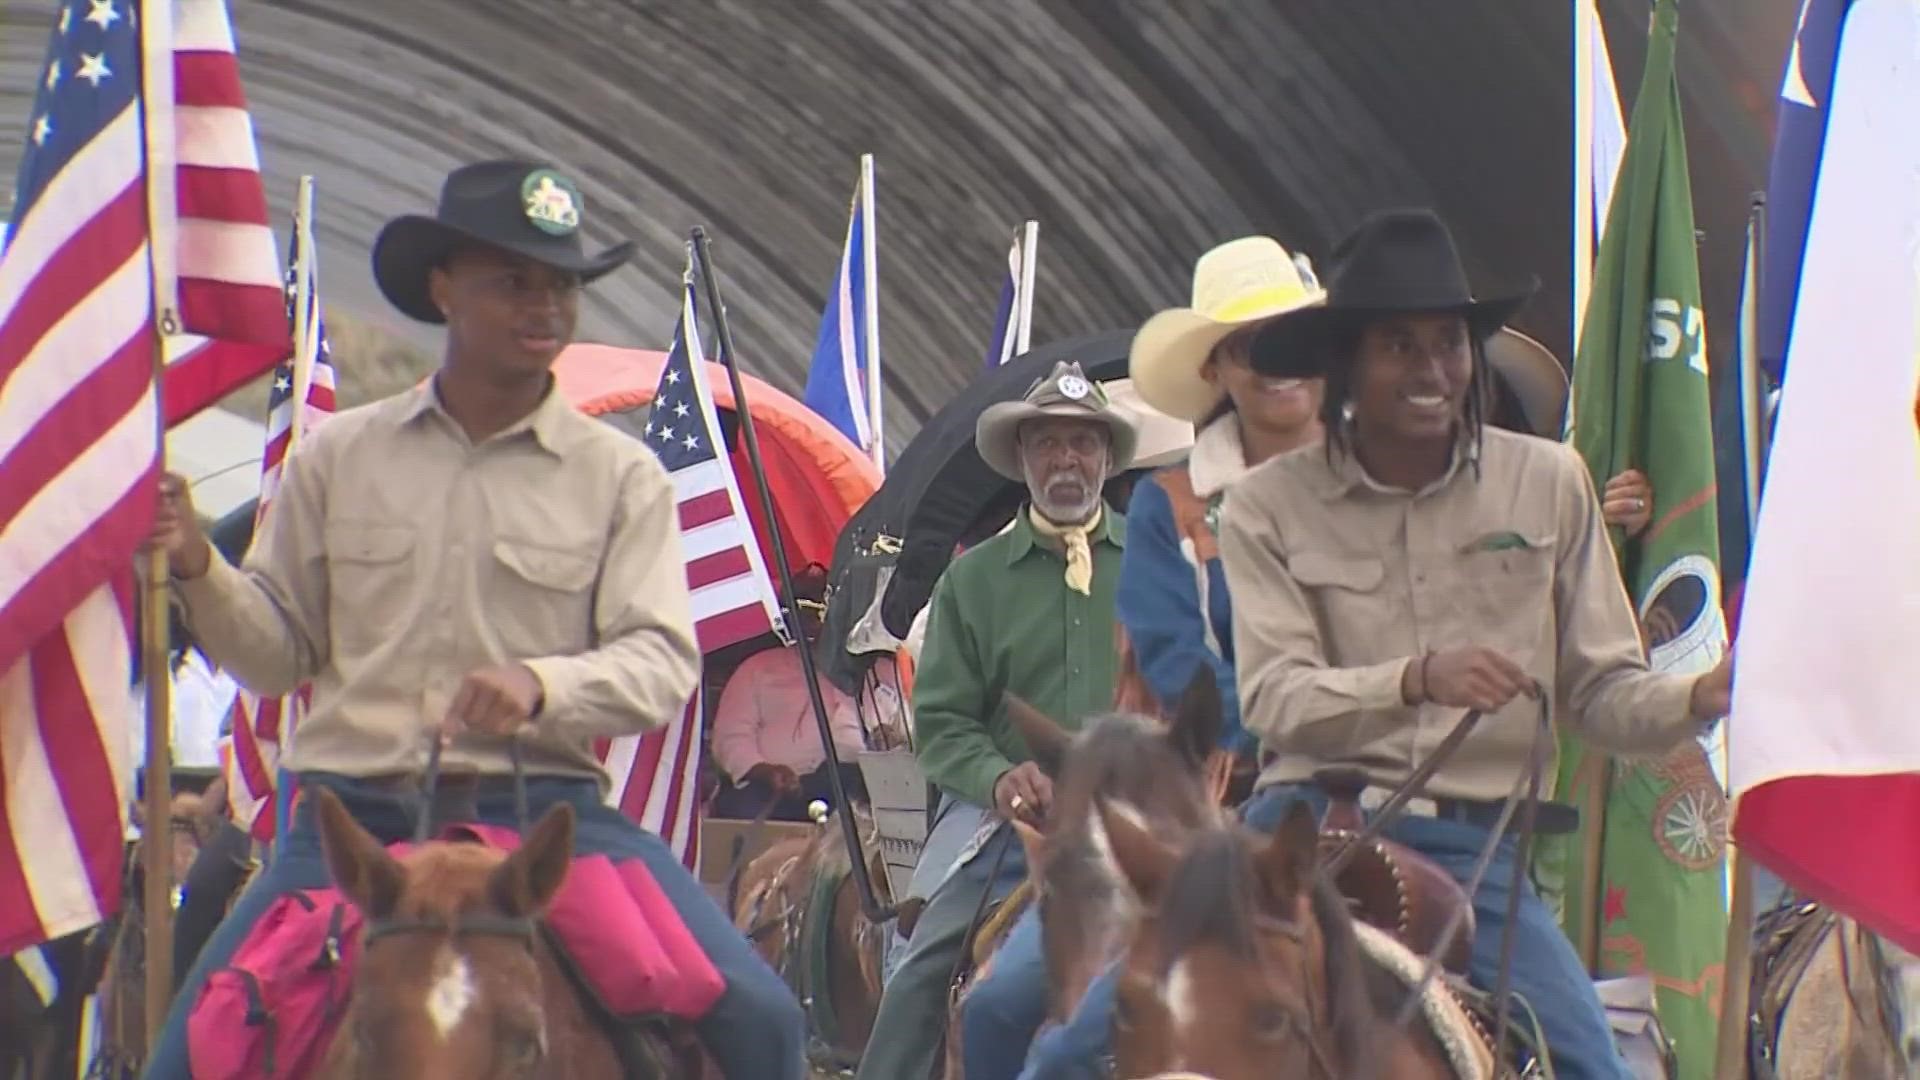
[1253,913,1343,1080]
[359,736,541,952]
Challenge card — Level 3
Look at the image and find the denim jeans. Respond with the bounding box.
[1021,784,1633,1080]
[959,903,1049,1079]
[855,823,1028,1080]
[141,773,804,1080]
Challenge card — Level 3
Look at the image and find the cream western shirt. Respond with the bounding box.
[175,380,701,791]
[1218,426,1697,803]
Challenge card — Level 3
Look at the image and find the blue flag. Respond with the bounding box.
[803,159,881,467]
[1760,0,1853,382]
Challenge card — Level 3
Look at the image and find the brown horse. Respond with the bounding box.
[730,804,893,1069]
[310,786,704,1080]
[1098,801,1459,1080]
[997,671,1227,1026]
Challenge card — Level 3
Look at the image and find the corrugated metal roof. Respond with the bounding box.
[0,0,1798,455]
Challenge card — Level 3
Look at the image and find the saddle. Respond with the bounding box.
[1312,769,1476,976]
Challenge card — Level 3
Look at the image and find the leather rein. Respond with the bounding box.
[359,737,541,951]
[1302,690,1555,1078]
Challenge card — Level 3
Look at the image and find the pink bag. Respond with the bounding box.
[187,888,363,1079]
[458,824,725,1019]
[187,827,726,1075]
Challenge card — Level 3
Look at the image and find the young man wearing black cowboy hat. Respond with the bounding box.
[145,160,803,1078]
[1023,210,1732,1080]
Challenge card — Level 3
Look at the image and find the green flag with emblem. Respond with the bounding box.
[1536,1,1729,1075]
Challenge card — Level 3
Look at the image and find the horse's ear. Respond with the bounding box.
[315,786,404,918]
[488,803,575,917]
[1003,692,1070,776]
[1166,667,1222,769]
[1097,799,1176,903]
[1258,801,1320,905]
[1011,818,1046,873]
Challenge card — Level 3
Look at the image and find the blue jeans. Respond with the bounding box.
[141,773,804,1080]
[959,902,1049,1079]
[855,823,1028,1080]
[1022,784,1632,1080]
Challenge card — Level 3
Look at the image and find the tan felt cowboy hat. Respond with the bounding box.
[1101,378,1194,469]
[976,360,1140,482]
[1485,327,1569,437]
[1130,237,1329,423]
[373,159,636,324]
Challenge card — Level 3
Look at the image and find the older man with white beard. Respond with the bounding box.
[854,362,1139,1080]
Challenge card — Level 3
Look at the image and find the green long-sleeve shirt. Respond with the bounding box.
[912,506,1126,808]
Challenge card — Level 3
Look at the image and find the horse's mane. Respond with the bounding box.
[1153,829,1374,1069]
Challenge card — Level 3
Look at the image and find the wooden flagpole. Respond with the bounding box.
[138,0,180,1042]
[1711,195,1769,1080]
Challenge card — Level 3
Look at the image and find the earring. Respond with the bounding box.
[1340,401,1356,425]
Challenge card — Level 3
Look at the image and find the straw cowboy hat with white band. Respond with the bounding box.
[1129,236,1328,423]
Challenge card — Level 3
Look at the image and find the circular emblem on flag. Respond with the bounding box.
[1650,743,1729,869]
[1637,553,1726,676]
[521,169,582,236]
[1057,373,1091,401]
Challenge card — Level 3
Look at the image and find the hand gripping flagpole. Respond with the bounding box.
[689,226,894,924]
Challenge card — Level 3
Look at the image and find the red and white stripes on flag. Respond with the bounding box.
[596,258,786,867]
[0,0,284,954]
[601,692,706,869]
[225,186,335,841]
[147,0,289,425]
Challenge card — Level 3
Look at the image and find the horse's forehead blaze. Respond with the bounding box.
[424,946,477,1040]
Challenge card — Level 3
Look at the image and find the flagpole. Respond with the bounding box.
[138,0,180,1041]
[288,176,316,449]
[859,154,884,474]
[1711,195,1768,1080]
[1572,0,1595,355]
[1014,220,1039,356]
[691,225,895,923]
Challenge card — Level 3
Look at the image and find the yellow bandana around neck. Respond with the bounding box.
[1027,505,1102,595]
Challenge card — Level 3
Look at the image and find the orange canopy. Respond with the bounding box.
[553,343,882,580]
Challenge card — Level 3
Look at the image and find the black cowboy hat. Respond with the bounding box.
[1248,207,1537,376]
[372,159,636,324]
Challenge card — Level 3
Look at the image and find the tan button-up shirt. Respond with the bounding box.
[1218,426,1696,802]
[175,381,701,791]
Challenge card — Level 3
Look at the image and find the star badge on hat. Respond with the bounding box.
[522,169,582,236]
[1057,372,1091,401]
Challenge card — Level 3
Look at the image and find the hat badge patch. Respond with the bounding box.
[1056,373,1091,401]
[522,169,582,236]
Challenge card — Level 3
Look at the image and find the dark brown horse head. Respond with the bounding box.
[313,786,594,1080]
[1102,801,1384,1080]
[1006,668,1225,1021]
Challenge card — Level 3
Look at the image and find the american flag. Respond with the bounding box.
[226,194,336,841]
[0,0,284,955]
[598,258,785,867]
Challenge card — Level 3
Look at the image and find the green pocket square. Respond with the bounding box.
[1462,531,1532,554]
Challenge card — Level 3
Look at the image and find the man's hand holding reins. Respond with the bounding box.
[442,664,545,743]
[994,761,1051,823]
[1404,646,1539,713]
[150,472,214,579]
